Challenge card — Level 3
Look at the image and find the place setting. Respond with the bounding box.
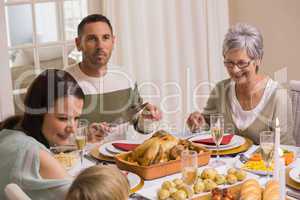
[287,167,300,189]
[187,115,251,159]
[233,119,300,200]
[91,124,147,160]
[50,119,90,170]
[189,133,245,151]
[285,152,300,192]
[96,139,141,158]
[235,130,297,177]
[89,108,157,162]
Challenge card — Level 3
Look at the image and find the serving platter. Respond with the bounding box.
[115,144,211,180]
[138,172,259,200]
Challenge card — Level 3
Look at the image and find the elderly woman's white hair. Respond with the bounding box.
[223,23,264,61]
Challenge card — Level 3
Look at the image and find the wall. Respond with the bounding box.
[228,0,300,81]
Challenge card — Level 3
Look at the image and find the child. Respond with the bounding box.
[65,165,129,200]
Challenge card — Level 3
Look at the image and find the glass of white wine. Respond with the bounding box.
[181,150,198,185]
[75,119,88,166]
[260,131,275,180]
[210,113,225,167]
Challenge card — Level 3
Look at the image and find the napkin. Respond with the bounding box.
[192,134,234,145]
[112,143,139,151]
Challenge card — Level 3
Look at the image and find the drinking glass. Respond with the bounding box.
[75,119,88,166]
[200,123,210,133]
[224,123,235,135]
[210,113,225,167]
[260,131,275,180]
[181,150,198,185]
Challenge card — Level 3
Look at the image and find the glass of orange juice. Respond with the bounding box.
[181,150,198,185]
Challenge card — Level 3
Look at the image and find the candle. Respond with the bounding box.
[273,118,280,180]
[279,158,286,200]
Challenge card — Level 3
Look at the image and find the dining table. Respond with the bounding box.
[68,126,300,200]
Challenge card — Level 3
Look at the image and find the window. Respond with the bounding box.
[2,0,87,114]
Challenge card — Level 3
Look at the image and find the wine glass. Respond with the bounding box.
[210,113,225,167]
[181,150,198,185]
[224,123,235,135]
[260,131,275,180]
[75,119,88,166]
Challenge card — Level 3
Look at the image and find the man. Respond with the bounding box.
[66,14,161,138]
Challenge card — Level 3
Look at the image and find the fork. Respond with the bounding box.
[238,153,250,164]
[129,193,151,200]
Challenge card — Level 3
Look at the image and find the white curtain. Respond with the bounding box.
[0,1,14,121]
[102,0,229,132]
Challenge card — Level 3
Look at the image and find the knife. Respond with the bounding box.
[110,102,148,127]
[287,190,300,199]
[50,145,77,153]
[84,154,115,165]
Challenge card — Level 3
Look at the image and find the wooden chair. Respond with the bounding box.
[290,80,300,146]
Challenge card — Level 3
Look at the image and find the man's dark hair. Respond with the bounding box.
[77,14,113,36]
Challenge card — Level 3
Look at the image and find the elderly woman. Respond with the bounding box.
[187,23,294,145]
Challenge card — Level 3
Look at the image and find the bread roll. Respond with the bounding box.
[240,179,261,200]
[263,180,280,200]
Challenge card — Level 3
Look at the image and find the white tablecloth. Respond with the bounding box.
[69,133,300,200]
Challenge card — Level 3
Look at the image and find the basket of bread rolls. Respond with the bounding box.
[115,130,211,179]
[239,179,280,200]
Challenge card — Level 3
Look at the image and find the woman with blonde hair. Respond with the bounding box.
[66,165,129,200]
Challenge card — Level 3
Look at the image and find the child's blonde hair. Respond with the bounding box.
[66,165,129,200]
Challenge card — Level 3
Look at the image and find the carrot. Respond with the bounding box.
[283,152,294,165]
[250,153,262,161]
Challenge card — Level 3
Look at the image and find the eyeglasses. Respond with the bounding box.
[224,60,253,69]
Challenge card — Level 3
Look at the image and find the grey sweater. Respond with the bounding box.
[202,79,295,145]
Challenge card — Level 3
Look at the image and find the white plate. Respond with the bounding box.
[189,134,245,151]
[289,167,300,183]
[171,130,210,139]
[235,148,297,176]
[106,145,124,154]
[139,172,259,199]
[98,142,115,157]
[125,171,142,191]
[106,140,141,154]
[235,158,272,176]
